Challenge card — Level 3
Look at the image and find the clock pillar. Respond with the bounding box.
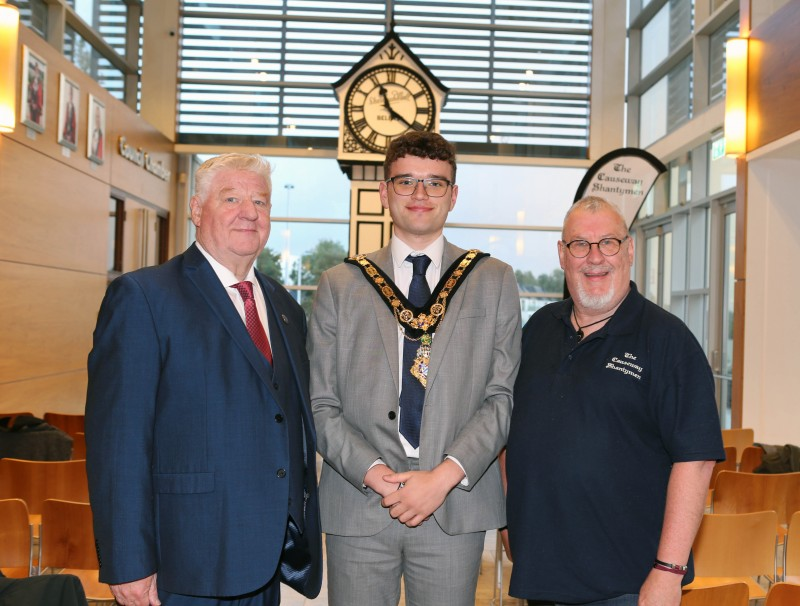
[346,163,393,255]
[332,31,448,255]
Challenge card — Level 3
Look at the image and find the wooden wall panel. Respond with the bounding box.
[0,262,106,385]
[747,1,800,151]
[0,371,88,417]
[0,27,178,417]
[0,138,108,273]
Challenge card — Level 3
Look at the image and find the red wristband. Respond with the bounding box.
[653,559,688,576]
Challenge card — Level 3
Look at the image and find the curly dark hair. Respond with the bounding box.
[383,131,457,183]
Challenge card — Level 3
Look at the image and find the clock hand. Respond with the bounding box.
[379,85,415,128]
[387,106,414,129]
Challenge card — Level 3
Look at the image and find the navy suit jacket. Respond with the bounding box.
[85,244,322,598]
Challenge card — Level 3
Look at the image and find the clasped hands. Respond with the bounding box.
[364,460,464,528]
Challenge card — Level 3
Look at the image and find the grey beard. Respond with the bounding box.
[573,268,617,311]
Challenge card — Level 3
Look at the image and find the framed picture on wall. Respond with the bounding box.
[87,94,105,164]
[57,74,79,150]
[20,45,47,132]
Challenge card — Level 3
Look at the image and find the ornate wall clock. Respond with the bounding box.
[343,64,435,154]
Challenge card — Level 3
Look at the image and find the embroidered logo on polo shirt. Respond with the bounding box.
[605,351,643,380]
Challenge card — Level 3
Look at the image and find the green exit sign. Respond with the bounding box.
[711,138,726,161]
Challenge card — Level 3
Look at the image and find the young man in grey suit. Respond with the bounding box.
[309,131,522,606]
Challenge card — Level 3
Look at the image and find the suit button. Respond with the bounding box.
[275,414,284,423]
[388,411,396,420]
[277,468,286,478]
[273,382,279,390]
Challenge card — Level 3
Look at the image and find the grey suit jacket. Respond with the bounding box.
[308,240,521,536]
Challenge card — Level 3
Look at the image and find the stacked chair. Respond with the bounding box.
[0,445,113,602]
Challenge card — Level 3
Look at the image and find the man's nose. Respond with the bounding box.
[585,242,606,262]
[411,180,428,199]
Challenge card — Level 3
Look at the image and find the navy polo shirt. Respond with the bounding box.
[506,282,725,604]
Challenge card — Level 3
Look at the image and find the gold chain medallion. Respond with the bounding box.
[347,250,486,387]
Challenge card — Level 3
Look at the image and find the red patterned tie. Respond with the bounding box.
[231,281,273,365]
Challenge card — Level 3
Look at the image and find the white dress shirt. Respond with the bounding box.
[390,235,444,458]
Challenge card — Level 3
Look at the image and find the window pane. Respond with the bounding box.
[270,157,350,220]
[641,4,669,78]
[669,153,691,207]
[178,1,592,156]
[639,57,692,147]
[708,135,737,195]
[7,0,47,36]
[719,211,736,427]
[261,222,350,317]
[645,235,660,303]
[688,207,708,290]
[668,0,692,50]
[709,14,740,103]
[640,77,668,147]
[65,25,126,100]
[67,0,129,58]
[443,226,563,324]
[455,164,582,226]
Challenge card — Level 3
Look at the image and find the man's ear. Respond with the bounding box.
[189,195,202,226]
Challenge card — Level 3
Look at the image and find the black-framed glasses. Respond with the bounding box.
[563,236,629,258]
[385,176,453,198]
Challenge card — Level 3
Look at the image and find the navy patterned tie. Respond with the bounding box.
[399,254,431,448]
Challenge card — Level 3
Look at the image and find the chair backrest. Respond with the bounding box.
[765,582,800,606]
[692,511,778,578]
[786,510,800,578]
[713,470,800,528]
[71,432,86,460]
[0,498,33,576]
[710,446,738,489]
[43,412,85,439]
[39,499,99,570]
[0,458,89,514]
[739,445,764,473]
[721,428,755,463]
[681,582,749,606]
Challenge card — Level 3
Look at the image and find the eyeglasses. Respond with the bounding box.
[385,176,453,198]
[562,236,629,258]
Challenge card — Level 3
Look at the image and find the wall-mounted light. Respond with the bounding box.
[724,37,749,156]
[0,1,20,133]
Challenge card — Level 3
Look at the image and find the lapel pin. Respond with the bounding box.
[281,314,289,324]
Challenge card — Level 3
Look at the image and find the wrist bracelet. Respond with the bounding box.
[653,559,688,576]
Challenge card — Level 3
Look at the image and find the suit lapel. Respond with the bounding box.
[369,246,402,393]
[183,244,275,390]
[426,241,468,392]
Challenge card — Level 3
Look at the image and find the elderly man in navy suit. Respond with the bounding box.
[85,154,322,606]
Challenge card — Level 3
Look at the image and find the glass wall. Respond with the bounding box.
[178,1,593,158]
[193,154,582,322]
[639,56,692,148]
[10,0,141,104]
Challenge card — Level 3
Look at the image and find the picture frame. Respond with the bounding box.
[20,45,47,132]
[87,94,106,164]
[57,74,79,150]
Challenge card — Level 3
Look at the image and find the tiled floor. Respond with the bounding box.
[280,529,522,606]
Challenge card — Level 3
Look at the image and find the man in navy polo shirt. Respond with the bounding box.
[505,196,725,606]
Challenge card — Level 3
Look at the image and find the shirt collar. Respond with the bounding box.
[390,234,445,270]
[195,241,257,287]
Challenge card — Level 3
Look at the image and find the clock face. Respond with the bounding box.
[344,64,435,154]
